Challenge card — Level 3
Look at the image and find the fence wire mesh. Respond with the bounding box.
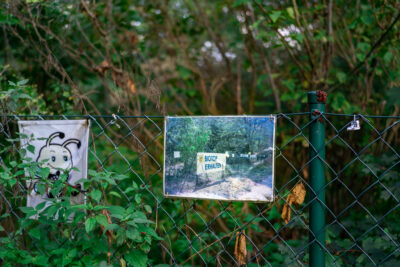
[0,113,399,266]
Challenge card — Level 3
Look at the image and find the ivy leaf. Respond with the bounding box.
[85,217,96,233]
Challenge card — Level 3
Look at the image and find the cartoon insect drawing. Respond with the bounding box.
[33,132,81,198]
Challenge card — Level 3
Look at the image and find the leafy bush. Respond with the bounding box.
[0,143,162,267]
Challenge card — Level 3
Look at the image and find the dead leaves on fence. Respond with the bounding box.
[234,231,247,266]
[282,182,306,224]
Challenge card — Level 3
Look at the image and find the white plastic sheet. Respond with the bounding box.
[18,120,90,210]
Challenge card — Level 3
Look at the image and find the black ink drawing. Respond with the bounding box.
[34,132,81,198]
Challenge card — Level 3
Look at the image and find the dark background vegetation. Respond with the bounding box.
[0,0,400,266]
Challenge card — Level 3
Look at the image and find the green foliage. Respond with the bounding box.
[0,0,399,265]
[0,147,161,266]
[0,79,47,114]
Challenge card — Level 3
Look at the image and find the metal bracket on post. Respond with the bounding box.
[308,91,326,267]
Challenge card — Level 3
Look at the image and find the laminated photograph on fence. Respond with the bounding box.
[18,120,90,214]
[163,116,276,201]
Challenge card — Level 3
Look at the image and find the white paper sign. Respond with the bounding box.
[18,120,90,210]
[196,152,226,174]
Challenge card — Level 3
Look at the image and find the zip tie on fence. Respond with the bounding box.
[110,113,121,128]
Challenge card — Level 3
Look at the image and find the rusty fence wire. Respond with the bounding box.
[0,113,400,266]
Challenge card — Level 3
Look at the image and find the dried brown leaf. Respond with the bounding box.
[111,72,136,95]
[282,195,294,224]
[94,60,111,76]
[234,231,247,266]
[127,77,136,94]
[292,182,306,205]
[281,183,306,224]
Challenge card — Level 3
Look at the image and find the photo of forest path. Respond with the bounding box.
[164,116,275,201]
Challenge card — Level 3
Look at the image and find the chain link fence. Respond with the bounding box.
[0,110,399,266]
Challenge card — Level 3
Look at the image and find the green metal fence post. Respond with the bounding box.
[308,91,326,267]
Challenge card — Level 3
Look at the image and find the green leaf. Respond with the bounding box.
[357,42,370,53]
[176,65,192,80]
[106,205,125,218]
[116,228,126,246]
[139,226,163,241]
[35,201,46,211]
[133,218,154,224]
[19,206,34,214]
[8,178,17,187]
[233,0,249,7]
[126,228,141,242]
[27,144,35,154]
[88,169,98,177]
[135,194,141,204]
[109,191,121,198]
[125,250,148,267]
[120,258,127,267]
[383,51,393,64]
[336,72,347,84]
[90,189,102,203]
[17,79,29,86]
[29,228,41,239]
[95,214,109,227]
[270,11,281,23]
[361,11,374,26]
[85,217,96,233]
[282,79,296,91]
[46,205,59,218]
[38,167,50,180]
[144,205,152,213]
[286,7,295,19]
[105,224,119,231]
